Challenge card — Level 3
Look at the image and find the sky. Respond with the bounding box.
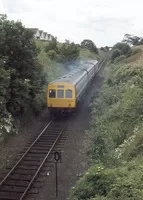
[0,0,143,47]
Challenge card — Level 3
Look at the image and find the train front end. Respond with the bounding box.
[47,82,76,115]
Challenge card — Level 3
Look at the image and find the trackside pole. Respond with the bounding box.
[54,151,61,197]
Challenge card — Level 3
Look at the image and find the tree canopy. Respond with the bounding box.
[0,15,46,140]
[44,39,80,64]
[122,34,143,45]
[81,39,98,54]
[111,42,131,62]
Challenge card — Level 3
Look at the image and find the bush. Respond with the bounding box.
[114,55,126,63]
[113,43,131,55]
[131,48,142,55]
[57,41,80,63]
[81,39,98,54]
[44,38,57,52]
[44,40,80,64]
[111,49,121,62]
[70,159,143,200]
[100,46,109,52]
[70,164,115,200]
[111,43,131,61]
[47,50,56,59]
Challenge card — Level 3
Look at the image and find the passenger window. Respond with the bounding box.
[49,89,56,98]
[57,90,64,98]
[66,89,72,98]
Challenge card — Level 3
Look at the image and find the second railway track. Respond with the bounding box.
[0,119,68,200]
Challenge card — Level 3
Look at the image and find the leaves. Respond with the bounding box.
[0,15,46,141]
[111,43,131,62]
[70,45,143,200]
[81,39,98,54]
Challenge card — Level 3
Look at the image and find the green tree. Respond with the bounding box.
[47,50,57,59]
[122,34,140,45]
[0,15,46,117]
[105,46,109,51]
[100,47,104,51]
[57,41,80,63]
[81,39,98,54]
[111,49,121,62]
[113,43,131,55]
[44,37,57,52]
[100,46,109,52]
[111,43,131,62]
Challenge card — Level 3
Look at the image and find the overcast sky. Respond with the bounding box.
[0,0,143,47]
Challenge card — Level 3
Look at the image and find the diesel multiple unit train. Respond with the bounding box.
[47,60,99,114]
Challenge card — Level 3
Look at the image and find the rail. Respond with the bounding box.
[0,119,68,200]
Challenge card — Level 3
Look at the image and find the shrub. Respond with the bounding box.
[70,164,115,200]
[70,159,143,200]
[47,50,56,59]
[81,39,98,54]
[113,43,131,55]
[44,38,57,52]
[111,43,131,61]
[131,48,142,55]
[114,55,126,63]
[111,49,121,62]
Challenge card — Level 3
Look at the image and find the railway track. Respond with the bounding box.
[0,119,68,200]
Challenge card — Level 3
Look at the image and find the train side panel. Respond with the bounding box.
[75,62,98,102]
[87,61,98,80]
[75,71,88,101]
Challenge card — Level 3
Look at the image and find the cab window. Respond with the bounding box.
[49,89,56,98]
[57,90,64,98]
[66,89,72,98]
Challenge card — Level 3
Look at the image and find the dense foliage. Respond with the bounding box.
[0,15,46,140]
[81,39,98,54]
[100,46,109,52]
[70,46,143,200]
[111,43,131,62]
[122,34,143,46]
[44,39,80,64]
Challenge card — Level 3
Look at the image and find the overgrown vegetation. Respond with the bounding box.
[0,15,47,141]
[70,45,143,199]
[123,34,143,46]
[43,38,80,64]
[111,42,131,62]
[36,40,68,82]
[81,39,98,54]
[100,46,109,52]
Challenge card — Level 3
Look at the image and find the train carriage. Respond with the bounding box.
[47,60,98,114]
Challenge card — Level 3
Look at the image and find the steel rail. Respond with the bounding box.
[19,122,67,200]
[0,119,68,200]
[0,120,53,187]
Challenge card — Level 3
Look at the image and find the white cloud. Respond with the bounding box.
[0,0,143,46]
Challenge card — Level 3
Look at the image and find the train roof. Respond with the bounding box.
[50,60,98,85]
